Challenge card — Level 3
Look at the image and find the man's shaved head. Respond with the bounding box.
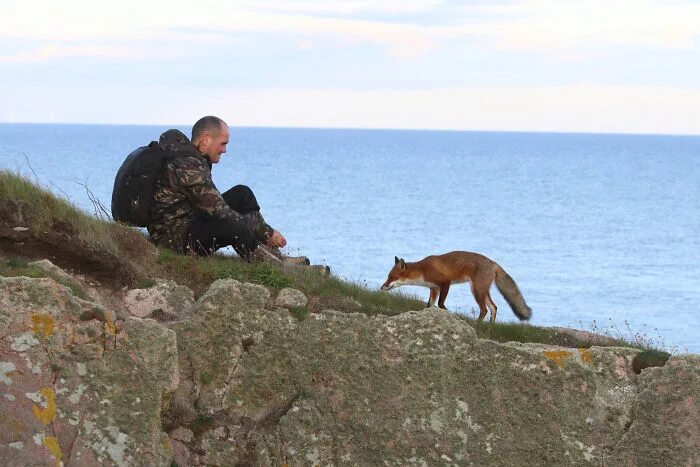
[192,116,226,144]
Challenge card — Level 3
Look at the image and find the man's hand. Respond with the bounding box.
[267,229,287,249]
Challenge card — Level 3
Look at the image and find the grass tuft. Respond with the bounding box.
[199,371,214,385]
[457,315,627,348]
[0,170,120,256]
[632,349,671,374]
[138,278,157,289]
[288,306,309,321]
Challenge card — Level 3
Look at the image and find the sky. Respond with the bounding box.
[1,0,700,134]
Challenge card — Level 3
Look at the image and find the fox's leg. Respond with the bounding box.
[471,281,489,320]
[427,287,439,307]
[437,283,451,309]
[486,293,498,323]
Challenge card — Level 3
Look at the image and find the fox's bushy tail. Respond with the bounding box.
[494,265,532,321]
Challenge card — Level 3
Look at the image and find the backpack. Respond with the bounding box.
[111,141,179,227]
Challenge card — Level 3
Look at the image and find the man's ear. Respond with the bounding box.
[200,132,211,149]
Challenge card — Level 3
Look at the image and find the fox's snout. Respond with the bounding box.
[381,277,398,291]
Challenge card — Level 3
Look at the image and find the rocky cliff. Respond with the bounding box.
[1,262,698,466]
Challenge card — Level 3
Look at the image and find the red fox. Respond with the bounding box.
[380,251,531,323]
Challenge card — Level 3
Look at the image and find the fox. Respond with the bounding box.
[380,251,532,323]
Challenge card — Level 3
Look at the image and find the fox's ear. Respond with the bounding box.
[394,256,400,265]
[399,258,406,269]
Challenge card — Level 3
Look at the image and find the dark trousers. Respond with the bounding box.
[187,185,261,258]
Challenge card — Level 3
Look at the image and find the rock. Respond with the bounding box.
[123,279,194,319]
[275,287,308,308]
[170,439,191,467]
[169,427,194,443]
[0,276,178,466]
[200,429,237,465]
[164,281,700,466]
[2,268,698,466]
[29,259,105,306]
[29,259,76,285]
[610,354,700,465]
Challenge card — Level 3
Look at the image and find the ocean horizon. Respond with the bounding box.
[1,123,698,353]
[3,120,700,137]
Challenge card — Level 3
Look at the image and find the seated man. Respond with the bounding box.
[147,115,303,263]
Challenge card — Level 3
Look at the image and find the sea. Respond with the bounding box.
[1,123,698,353]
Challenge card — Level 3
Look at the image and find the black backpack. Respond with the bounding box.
[111,141,178,227]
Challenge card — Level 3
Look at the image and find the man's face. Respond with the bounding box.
[203,124,229,163]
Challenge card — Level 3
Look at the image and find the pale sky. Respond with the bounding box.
[2,0,700,134]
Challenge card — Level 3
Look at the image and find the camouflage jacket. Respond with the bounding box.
[147,129,273,252]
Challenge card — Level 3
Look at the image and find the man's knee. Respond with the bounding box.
[222,185,260,213]
[232,184,253,195]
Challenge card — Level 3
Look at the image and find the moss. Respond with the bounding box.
[191,413,214,434]
[0,259,46,279]
[138,278,157,289]
[289,306,309,321]
[632,349,671,374]
[0,258,89,299]
[200,371,214,385]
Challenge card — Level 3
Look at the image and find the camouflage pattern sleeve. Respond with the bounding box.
[170,157,274,243]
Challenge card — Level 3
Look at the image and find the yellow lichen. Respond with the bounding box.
[578,348,593,364]
[543,350,572,368]
[43,436,63,466]
[31,314,55,338]
[32,387,57,425]
[104,314,117,336]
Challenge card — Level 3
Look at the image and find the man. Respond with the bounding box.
[147,116,300,262]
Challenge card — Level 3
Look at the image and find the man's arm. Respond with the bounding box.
[171,158,274,243]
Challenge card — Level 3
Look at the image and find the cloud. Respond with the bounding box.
[234,0,447,15]
[0,45,151,63]
[474,0,700,52]
[3,0,698,63]
[0,1,444,58]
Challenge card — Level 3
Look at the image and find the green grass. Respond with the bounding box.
[461,316,632,348]
[288,306,309,321]
[284,265,425,315]
[155,250,294,290]
[0,170,121,257]
[199,371,214,385]
[0,258,48,279]
[191,413,214,434]
[632,349,671,374]
[138,278,157,289]
[0,257,89,300]
[153,247,425,315]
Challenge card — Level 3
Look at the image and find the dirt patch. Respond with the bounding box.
[0,226,143,291]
